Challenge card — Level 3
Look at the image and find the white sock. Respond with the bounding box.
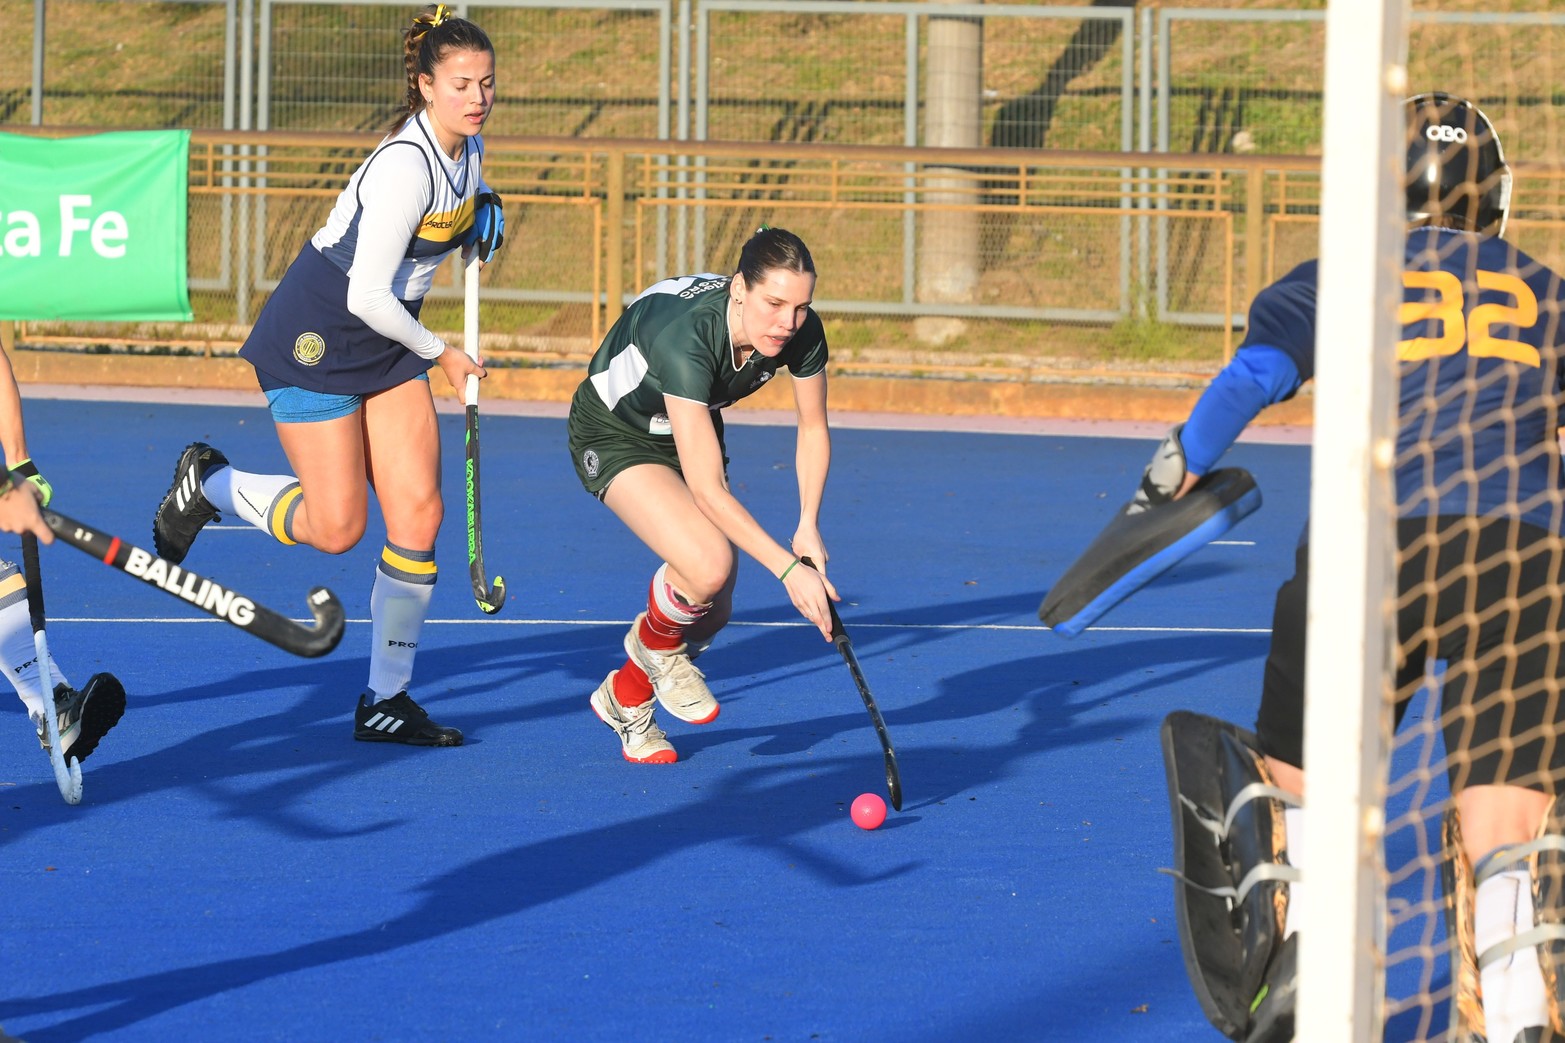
[0,564,67,718]
[1475,865,1549,1043]
[203,466,301,539]
[1283,804,1306,938]
[367,544,436,701]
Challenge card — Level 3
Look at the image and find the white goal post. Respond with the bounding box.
[1298,1,1407,1040]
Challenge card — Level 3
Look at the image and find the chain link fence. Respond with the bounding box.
[5,0,1565,381]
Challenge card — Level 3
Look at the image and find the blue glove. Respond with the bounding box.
[10,458,51,507]
[471,191,504,263]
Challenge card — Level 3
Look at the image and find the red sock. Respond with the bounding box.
[639,569,708,651]
[639,602,686,651]
[614,661,654,707]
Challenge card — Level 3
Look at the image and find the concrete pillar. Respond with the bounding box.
[916,0,982,346]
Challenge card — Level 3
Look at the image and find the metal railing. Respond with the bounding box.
[12,128,1565,383]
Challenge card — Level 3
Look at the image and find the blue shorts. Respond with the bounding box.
[265,373,429,424]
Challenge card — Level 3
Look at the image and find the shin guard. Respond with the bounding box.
[1161,711,1299,1042]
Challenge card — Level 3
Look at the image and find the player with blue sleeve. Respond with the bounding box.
[1161,93,1565,1043]
[1143,269,1313,506]
[1179,324,1307,480]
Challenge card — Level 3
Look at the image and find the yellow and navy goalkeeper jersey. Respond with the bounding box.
[1247,228,1565,530]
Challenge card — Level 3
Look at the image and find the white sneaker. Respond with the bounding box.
[624,614,720,724]
[590,671,677,764]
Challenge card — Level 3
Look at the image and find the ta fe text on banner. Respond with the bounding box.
[0,129,193,321]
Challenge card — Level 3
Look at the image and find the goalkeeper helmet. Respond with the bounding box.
[1406,91,1511,237]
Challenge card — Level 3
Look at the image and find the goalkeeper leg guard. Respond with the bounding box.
[1448,798,1565,1043]
[1528,795,1565,1038]
[1161,711,1300,1042]
[1444,810,1489,1042]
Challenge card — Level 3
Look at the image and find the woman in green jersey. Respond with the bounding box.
[567,227,838,764]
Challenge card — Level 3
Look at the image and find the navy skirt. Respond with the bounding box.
[239,244,435,395]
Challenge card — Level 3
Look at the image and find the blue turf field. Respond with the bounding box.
[0,392,1343,1041]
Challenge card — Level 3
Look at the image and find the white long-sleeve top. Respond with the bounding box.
[310,110,486,360]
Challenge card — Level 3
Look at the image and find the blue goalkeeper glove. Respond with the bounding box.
[470,191,505,263]
[10,458,51,507]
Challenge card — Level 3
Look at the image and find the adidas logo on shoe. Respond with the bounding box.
[353,691,462,747]
[153,441,228,564]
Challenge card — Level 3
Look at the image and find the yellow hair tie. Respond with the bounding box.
[410,4,452,43]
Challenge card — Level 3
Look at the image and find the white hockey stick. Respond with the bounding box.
[23,533,82,804]
[463,255,505,614]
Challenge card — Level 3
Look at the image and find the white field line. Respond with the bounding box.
[204,526,1263,547]
[43,616,1271,634]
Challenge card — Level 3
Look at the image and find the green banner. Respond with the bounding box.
[0,130,192,321]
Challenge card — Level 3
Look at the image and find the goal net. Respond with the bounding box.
[1305,7,1565,1043]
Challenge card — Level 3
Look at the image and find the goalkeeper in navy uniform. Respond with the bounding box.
[152,4,501,747]
[1156,93,1565,1043]
[0,347,125,773]
[567,227,838,764]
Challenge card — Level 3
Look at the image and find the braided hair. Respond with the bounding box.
[389,3,494,135]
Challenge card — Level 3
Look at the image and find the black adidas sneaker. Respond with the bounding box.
[153,442,229,564]
[354,692,463,747]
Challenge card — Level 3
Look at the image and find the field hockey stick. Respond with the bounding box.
[41,508,345,658]
[463,255,506,615]
[800,557,903,811]
[21,533,83,804]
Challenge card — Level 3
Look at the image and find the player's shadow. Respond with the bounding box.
[0,625,617,848]
[0,750,924,1041]
[0,623,1271,1042]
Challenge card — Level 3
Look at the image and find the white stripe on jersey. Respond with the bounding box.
[631,273,728,304]
[590,344,650,412]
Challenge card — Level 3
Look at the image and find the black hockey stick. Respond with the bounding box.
[21,533,82,804]
[801,558,902,811]
[463,256,506,615]
[42,508,345,658]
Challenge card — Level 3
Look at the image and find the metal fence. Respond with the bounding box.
[10,3,1565,157]
[12,127,1565,383]
[7,2,1565,378]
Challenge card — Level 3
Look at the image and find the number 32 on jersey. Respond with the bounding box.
[1398,269,1541,366]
